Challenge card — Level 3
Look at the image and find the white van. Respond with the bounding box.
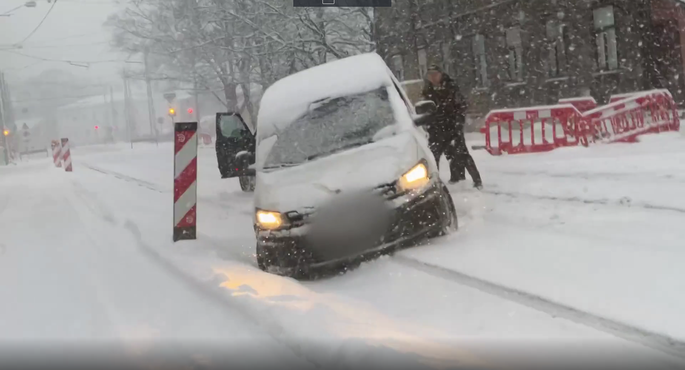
[215,53,457,278]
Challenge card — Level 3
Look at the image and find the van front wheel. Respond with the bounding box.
[239,175,255,192]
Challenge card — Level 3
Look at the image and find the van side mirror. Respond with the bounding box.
[413,100,436,126]
[414,100,436,115]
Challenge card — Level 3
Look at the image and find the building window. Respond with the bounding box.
[417,47,428,77]
[594,6,618,71]
[546,20,567,77]
[441,42,451,75]
[472,34,488,87]
[506,26,523,81]
[390,54,404,81]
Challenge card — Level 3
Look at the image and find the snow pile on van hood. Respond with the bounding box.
[257,53,393,141]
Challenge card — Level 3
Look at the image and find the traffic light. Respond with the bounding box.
[94,125,99,130]
[168,108,176,117]
[187,108,194,114]
[2,129,9,137]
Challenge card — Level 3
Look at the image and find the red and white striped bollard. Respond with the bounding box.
[173,122,198,242]
[61,138,72,172]
[52,140,62,168]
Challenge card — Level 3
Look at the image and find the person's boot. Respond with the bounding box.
[448,164,466,184]
[473,181,483,190]
[449,173,465,184]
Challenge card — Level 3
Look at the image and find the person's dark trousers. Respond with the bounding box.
[428,134,453,173]
[448,131,482,185]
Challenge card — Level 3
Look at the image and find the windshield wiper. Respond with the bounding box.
[306,140,373,162]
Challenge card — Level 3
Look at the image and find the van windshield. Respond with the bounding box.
[263,87,396,169]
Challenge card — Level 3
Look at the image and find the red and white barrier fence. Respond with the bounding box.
[482,89,680,156]
[609,92,639,104]
[581,89,680,145]
[51,140,62,168]
[60,138,72,172]
[483,104,584,155]
[173,122,198,242]
[558,96,598,113]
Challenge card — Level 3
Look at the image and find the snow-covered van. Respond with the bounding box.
[215,53,457,278]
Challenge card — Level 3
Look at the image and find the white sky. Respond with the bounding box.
[0,0,128,84]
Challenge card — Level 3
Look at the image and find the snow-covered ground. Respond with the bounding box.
[1,132,684,368]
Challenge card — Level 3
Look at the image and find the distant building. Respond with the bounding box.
[51,84,260,146]
[14,118,49,154]
[375,0,685,118]
[51,90,222,146]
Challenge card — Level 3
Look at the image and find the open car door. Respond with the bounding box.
[215,112,256,179]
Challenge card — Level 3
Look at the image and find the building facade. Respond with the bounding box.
[375,0,685,117]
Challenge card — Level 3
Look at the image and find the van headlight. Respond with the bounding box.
[256,209,285,230]
[397,161,430,193]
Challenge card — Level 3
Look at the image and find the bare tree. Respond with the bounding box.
[106,0,374,120]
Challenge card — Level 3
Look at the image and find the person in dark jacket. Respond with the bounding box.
[421,64,482,189]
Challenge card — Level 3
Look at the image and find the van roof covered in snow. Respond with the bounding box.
[256,53,394,140]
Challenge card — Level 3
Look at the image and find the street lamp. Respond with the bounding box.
[0,2,37,17]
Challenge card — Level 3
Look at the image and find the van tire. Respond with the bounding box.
[439,184,458,236]
[239,175,256,192]
[256,245,268,271]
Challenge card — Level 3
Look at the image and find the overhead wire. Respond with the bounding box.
[1,60,45,72]
[12,94,111,103]
[1,4,26,16]
[13,41,110,50]
[0,49,136,66]
[23,32,105,46]
[16,0,59,46]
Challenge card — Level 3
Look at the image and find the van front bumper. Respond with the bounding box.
[256,181,449,273]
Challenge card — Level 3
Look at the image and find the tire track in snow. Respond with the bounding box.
[82,163,251,214]
[83,164,166,193]
[0,193,10,218]
[195,232,257,266]
[59,187,124,340]
[82,163,258,265]
[481,189,685,215]
[66,170,318,368]
[485,168,685,184]
[391,255,685,365]
[121,221,320,369]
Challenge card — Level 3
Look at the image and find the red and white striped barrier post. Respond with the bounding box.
[61,138,72,172]
[173,122,198,242]
[52,140,62,168]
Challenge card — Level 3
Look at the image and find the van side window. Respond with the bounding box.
[392,81,411,112]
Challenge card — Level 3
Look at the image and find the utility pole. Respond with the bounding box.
[193,74,200,123]
[123,70,133,149]
[109,85,116,143]
[0,72,11,165]
[102,90,108,145]
[143,48,158,147]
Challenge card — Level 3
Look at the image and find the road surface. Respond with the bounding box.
[1,134,684,369]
